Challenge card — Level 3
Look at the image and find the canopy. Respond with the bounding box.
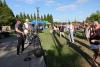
[31,20,44,24]
[31,20,50,24]
[43,21,51,24]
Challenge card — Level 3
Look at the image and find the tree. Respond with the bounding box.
[26,14,30,20]
[40,15,43,20]
[33,13,36,20]
[3,0,7,6]
[43,15,47,21]
[30,14,33,21]
[0,0,3,6]
[23,12,26,19]
[47,14,50,22]
[85,11,100,23]
[0,0,15,27]
[49,14,53,23]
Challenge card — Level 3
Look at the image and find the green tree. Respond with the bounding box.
[23,12,26,20]
[49,14,53,23]
[43,15,47,21]
[33,13,36,20]
[0,0,3,6]
[30,14,33,21]
[85,11,100,23]
[47,14,50,22]
[26,14,30,20]
[40,15,43,20]
[0,0,15,27]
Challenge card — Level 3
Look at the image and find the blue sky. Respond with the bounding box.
[6,0,100,22]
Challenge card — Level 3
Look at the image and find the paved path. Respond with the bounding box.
[0,36,46,67]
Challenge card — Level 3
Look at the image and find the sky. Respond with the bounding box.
[6,0,100,22]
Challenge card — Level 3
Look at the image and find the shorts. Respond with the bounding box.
[60,32,65,35]
[90,44,100,49]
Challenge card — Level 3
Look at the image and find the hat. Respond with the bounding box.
[25,19,29,22]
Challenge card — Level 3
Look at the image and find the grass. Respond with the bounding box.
[39,29,90,67]
[74,30,86,39]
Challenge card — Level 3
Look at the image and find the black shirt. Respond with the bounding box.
[15,23,23,35]
[59,26,64,32]
[89,28,100,45]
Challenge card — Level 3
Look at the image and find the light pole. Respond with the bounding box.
[36,7,40,33]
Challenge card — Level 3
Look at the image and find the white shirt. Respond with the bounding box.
[24,22,29,34]
[68,24,74,32]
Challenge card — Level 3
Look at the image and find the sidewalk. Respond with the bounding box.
[0,36,46,67]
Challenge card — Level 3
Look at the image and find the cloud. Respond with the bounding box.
[56,4,76,12]
[14,5,20,8]
[45,0,55,6]
[56,0,89,12]
[66,4,77,10]
[78,11,84,14]
[25,0,34,4]
[53,18,67,22]
[76,0,88,4]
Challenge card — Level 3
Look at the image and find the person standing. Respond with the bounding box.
[85,24,90,41]
[59,25,65,37]
[23,19,30,35]
[15,20,24,55]
[68,23,74,43]
[89,21,100,64]
[23,19,31,44]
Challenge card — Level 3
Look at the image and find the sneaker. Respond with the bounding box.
[17,53,21,55]
[24,57,32,61]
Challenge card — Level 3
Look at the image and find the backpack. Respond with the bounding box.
[32,34,43,57]
[33,47,43,57]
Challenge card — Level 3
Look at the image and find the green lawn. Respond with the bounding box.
[75,30,86,39]
[39,29,90,67]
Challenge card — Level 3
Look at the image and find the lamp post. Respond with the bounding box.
[36,7,40,33]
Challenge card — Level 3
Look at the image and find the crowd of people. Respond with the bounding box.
[50,21,100,64]
[51,23,75,43]
[84,21,100,63]
[15,19,100,65]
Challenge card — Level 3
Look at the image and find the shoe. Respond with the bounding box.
[21,49,24,54]
[22,49,24,51]
[17,52,22,55]
[24,57,32,61]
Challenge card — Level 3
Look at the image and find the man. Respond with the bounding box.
[15,20,24,55]
[59,25,65,37]
[90,21,100,63]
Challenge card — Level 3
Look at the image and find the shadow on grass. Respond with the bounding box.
[44,33,83,67]
[55,32,100,67]
[52,32,62,48]
[75,39,91,50]
[66,39,100,67]
[45,50,82,67]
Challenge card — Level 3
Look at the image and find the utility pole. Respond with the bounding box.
[37,7,40,21]
[36,7,40,33]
